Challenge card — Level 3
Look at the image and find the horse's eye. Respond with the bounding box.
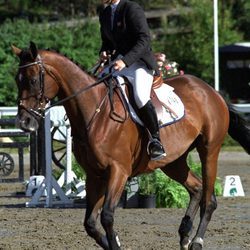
[30,78,37,85]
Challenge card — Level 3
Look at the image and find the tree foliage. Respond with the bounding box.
[152,0,242,84]
[231,0,250,40]
[0,0,248,105]
[0,19,100,105]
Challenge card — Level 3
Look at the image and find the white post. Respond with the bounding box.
[214,0,219,91]
[65,125,72,195]
[44,109,53,207]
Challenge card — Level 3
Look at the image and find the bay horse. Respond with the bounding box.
[12,42,250,250]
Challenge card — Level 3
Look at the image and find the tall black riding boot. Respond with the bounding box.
[139,100,166,160]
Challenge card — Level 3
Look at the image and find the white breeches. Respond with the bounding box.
[101,59,153,109]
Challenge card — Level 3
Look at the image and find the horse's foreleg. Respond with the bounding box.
[100,166,128,250]
[189,146,220,250]
[161,154,202,250]
[84,175,109,249]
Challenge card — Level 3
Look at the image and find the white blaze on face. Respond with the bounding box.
[18,73,23,82]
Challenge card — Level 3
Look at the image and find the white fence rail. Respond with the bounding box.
[0,107,18,117]
[232,104,250,113]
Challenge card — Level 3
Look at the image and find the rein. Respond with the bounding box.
[48,72,113,110]
[18,54,114,119]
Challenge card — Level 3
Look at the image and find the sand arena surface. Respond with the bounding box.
[0,151,249,250]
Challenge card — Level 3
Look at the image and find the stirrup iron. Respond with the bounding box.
[147,138,166,161]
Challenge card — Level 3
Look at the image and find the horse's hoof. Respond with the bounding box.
[180,238,191,250]
[100,235,109,250]
[189,242,203,250]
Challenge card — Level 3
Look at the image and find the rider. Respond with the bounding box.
[99,0,166,160]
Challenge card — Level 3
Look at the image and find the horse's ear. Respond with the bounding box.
[11,45,21,57]
[30,41,38,59]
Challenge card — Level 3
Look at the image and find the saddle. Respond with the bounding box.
[151,75,165,118]
[153,74,164,89]
[106,74,183,126]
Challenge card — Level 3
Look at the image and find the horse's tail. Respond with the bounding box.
[228,104,250,154]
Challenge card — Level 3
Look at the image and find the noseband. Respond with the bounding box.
[18,54,49,119]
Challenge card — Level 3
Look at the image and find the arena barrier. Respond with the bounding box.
[0,106,85,207]
[0,107,35,183]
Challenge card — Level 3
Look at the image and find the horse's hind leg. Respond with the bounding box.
[189,146,221,250]
[161,153,203,250]
[179,172,203,250]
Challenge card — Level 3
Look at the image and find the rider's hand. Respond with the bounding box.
[113,59,126,71]
[100,51,110,62]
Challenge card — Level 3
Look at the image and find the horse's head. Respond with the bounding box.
[12,42,59,132]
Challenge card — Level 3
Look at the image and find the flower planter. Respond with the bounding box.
[138,194,156,208]
[117,190,127,208]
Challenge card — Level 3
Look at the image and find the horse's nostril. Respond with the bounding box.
[18,114,39,132]
[18,116,32,131]
[26,117,31,125]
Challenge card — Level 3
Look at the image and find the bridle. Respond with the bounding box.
[18,54,49,119]
[17,54,114,119]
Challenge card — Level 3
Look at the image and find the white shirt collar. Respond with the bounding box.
[111,0,120,10]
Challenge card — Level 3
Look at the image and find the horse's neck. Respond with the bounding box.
[45,52,102,134]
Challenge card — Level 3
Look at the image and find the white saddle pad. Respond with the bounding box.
[117,80,185,127]
[154,84,185,127]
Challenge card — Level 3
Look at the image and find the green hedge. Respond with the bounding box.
[0,0,243,106]
[0,19,101,106]
[152,0,242,84]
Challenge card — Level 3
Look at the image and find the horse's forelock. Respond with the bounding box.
[20,49,34,62]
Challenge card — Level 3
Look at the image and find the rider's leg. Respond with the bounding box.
[138,100,166,160]
[133,66,166,160]
[113,60,166,160]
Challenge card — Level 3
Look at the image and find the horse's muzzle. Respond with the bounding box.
[16,112,39,132]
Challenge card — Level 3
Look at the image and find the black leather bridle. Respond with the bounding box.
[17,54,49,118]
